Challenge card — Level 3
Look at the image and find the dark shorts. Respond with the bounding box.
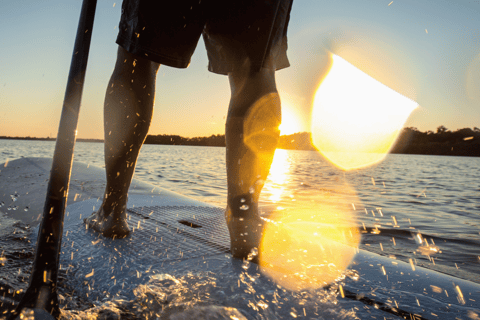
[116,0,293,75]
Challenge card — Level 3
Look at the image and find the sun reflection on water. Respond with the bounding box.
[263,149,290,203]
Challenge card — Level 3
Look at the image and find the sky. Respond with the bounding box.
[1,0,479,139]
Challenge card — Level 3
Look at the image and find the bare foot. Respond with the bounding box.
[84,204,130,239]
[225,195,264,261]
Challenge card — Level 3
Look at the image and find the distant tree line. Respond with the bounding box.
[144,133,318,149]
[390,126,480,157]
[0,136,103,143]
[276,127,480,157]
[277,132,316,151]
[144,134,226,147]
[0,136,55,141]
[2,126,479,157]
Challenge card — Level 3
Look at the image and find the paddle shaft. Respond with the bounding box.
[12,0,97,317]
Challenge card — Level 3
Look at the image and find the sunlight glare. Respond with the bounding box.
[263,149,290,203]
[279,100,302,135]
[311,54,418,170]
[259,185,360,291]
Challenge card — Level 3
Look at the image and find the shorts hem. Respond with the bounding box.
[116,36,191,69]
[208,60,290,76]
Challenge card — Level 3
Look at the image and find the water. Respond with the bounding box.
[1,139,479,318]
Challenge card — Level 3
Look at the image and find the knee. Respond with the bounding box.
[228,69,279,118]
[229,68,277,96]
[226,91,281,155]
[227,68,281,134]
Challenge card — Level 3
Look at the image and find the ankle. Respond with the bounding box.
[227,194,258,218]
[101,197,127,217]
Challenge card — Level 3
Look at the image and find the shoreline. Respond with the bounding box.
[2,128,479,158]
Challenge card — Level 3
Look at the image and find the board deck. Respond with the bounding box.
[2,157,480,319]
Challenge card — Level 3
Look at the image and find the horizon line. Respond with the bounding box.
[1,125,479,141]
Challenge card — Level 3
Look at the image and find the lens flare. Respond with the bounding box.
[243,93,281,156]
[259,186,360,291]
[311,54,418,170]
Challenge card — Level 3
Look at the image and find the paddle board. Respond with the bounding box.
[1,157,479,319]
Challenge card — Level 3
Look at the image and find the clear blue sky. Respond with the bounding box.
[1,0,479,139]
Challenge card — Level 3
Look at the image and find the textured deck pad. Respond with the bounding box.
[55,203,231,301]
[127,205,230,256]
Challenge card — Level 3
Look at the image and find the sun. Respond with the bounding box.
[279,100,303,135]
[311,54,418,170]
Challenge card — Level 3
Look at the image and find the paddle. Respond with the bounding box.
[9,0,97,318]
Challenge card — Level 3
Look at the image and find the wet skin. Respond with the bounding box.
[84,196,130,239]
[85,46,281,259]
[225,195,265,260]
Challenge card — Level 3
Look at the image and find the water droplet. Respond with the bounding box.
[247,247,258,261]
[240,198,246,203]
[24,206,29,212]
[239,204,249,211]
[0,201,4,207]
[413,232,423,245]
[249,187,255,194]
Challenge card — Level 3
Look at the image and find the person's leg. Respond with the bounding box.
[85,46,160,238]
[225,68,281,259]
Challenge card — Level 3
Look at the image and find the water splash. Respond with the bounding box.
[55,268,359,320]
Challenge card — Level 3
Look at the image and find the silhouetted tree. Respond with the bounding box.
[437,125,448,134]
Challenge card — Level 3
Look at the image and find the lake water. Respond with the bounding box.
[1,139,479,318]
